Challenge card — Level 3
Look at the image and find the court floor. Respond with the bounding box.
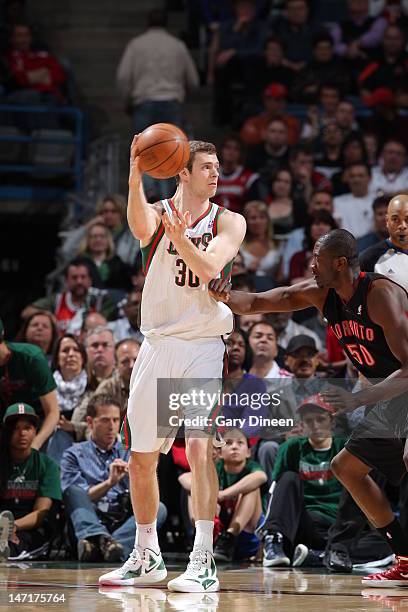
[1,561,407,612]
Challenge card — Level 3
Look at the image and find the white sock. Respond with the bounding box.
[194,520,214,553]
[135,520,159,553]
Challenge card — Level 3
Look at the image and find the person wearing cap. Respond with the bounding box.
[284,335,321,392]
[260,395,346,568]
[0,403,61,561]
[254,334,323,485]
[240,83,300,148]
[0,318,60,451]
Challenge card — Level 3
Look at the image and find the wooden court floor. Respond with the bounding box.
[1,562,408,611]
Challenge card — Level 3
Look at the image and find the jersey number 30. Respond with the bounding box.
[175,259,200,287]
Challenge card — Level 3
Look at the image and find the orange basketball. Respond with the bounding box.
[136,123,190,179]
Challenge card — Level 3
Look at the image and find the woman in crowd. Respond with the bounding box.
[222,329,267,440]
[16,311,58,365]
[240,201,282,280]
[60,194,140,267]
[265,168,295,235]
[77,222,131,295]
[47,334,90,461]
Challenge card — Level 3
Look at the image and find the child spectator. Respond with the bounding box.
[179,427,267,562]
[0,403,61,561]
[260,396,346,567]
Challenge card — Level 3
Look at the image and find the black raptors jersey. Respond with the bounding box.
[323,272,402,379]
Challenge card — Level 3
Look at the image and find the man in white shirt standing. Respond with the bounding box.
[371,140,408,196]
[116,8,199,199]
[333,163,375,239]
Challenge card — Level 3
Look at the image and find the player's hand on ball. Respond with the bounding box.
[129,134,142,187]
[209,278,232,302]
[162,209,189,244]
[320,386,359,413]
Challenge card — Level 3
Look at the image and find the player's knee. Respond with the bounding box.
[185,437,208,465]
[129,452,158,475]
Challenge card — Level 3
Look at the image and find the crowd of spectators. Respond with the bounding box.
[0,0,408,573]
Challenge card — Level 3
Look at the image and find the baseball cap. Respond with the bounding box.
[298,395,335,415]
[264,83,288,99]
[363,87,395,108]
[286,334,318,355]
[3,403,39,424]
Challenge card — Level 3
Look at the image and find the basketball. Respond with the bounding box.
[136,123,190,179]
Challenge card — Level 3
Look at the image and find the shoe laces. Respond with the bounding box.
[187,548,208,574]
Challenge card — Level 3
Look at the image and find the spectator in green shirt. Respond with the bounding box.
[260,395,346,568]
[0,318,59,450]
[0,403,62,561]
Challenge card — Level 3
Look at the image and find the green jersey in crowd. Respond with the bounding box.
[0,449,62,519]
[0,342,56,420]
[272,436,346,523]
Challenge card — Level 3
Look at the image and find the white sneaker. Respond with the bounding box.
[0,511,14,562]
[98,547,167,586]
[167,549,219,593]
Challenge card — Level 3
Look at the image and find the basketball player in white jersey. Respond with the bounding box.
[99,139,246,591]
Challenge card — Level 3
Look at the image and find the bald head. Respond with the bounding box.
[387,195,408,248]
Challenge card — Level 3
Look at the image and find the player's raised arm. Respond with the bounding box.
[163,208,246,284]
[127,135,161,244]
[209,277,326,315]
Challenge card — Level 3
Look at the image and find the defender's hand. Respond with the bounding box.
[209,278,232,302]
[320,386,359,414]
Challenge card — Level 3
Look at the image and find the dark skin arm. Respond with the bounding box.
[323,280,408,411]
[209,277,327,314]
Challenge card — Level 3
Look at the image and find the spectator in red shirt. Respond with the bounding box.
[240,83,300,147]
[213,134,259,213]
[6,23,67,102]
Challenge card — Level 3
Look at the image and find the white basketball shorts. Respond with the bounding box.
[122,335,225,453]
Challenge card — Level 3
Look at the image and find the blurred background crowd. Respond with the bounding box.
[0,0,408,572]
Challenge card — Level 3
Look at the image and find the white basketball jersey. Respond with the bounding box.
[140,199,234,340]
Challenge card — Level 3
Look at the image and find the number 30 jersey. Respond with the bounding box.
[323,271,402,378]
[140,199,234,340]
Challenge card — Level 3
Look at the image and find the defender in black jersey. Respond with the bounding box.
[210,227,408,587]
